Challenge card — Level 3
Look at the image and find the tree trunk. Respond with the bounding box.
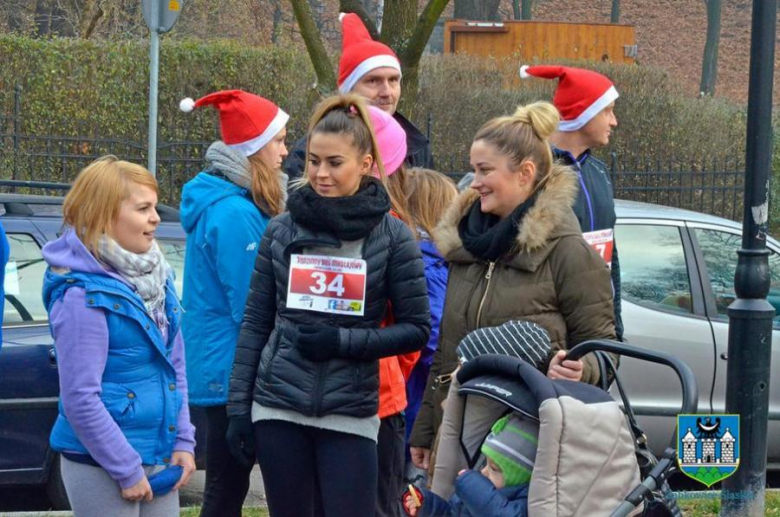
[521,0,533,20]
[289,0,337,94]
[395,0,450,114]
[381,0,417,50]
[80,0,104,39]
[700,0,722,96]
[340,0,380,40]
[454,0,501,21]
[611,0,620,24]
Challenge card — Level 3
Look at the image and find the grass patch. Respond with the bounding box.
[182,507,268,517]
[179,492,780,517]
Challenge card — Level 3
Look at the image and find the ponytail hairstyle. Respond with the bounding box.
[301,94,386,184]
[406,168,458,238]
[248,153,284,216]
[473,101,560,192]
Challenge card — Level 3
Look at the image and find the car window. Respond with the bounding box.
[693,228,780,323]
[159,240,186,296]
[3,233,48,324]
[614,224,693,313]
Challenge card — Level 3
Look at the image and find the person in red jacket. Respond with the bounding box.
[369,105,422,517]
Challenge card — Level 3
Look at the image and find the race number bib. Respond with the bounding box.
[287,254,367,316]
[582,229,614,268]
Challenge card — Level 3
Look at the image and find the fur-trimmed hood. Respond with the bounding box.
[435,164,581,268]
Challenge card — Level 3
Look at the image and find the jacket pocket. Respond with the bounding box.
[101,383,137,426]
[261,331,282,384]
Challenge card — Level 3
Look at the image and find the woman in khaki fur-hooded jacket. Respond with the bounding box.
[408,101,617,468]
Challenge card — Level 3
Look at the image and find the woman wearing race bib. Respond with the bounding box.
[178,90,289,517]
[226,94,431,517]
[409,102,617,475]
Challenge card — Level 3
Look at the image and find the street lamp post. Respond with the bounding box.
[720,0,776,515]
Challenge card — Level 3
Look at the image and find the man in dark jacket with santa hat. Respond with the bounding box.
[283,12,434,182]
[520,65,623,341]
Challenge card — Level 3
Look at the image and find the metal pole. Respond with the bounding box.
[13,84,21,181]
[147,0,160,177]
[721,0,776,514]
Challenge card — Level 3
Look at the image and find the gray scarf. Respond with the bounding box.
[206,141,253,190]
[98,236,172,317]
[206,141,289,214]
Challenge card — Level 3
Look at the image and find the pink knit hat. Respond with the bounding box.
[368,106,407,177]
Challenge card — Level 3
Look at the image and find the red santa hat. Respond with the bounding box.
[519,65,618,132]
[338,12,402,94]
[178,90,289,156]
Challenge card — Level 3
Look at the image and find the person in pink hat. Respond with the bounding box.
[368,105,421,517]
[283,13,434,185]
[178,89,289,517]
[520,65,624,343]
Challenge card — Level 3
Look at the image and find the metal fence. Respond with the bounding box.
[1,86,746,220]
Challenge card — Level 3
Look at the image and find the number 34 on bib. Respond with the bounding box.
[287,254,367,316]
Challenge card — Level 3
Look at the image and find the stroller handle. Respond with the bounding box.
[565,339,698,415]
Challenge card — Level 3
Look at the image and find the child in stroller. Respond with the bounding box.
[416,320,692,517]
[402,413,537,516]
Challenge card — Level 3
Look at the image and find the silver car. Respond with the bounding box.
[614,199,780,468]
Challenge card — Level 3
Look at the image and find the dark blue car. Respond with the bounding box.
[0,188,195,509]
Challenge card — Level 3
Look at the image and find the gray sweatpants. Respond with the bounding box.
[61,456,179,517]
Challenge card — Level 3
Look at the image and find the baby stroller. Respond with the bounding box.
[432,337,698,517]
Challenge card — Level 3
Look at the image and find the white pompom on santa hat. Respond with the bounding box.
[337,12,402,94]
[178,90,289,156]
[519,65,619,132]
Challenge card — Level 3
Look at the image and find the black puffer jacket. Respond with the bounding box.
[227,197,431,419]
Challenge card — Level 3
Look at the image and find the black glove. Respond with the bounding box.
[225,415,255,469]
[297,325,339,362]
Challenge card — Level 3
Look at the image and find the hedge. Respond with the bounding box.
[0,35,767,225]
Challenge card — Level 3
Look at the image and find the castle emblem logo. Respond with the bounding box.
[677,414,739,487]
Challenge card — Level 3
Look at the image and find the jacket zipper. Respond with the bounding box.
[475,261,496,327]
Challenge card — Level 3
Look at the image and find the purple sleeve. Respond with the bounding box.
[51,287,144,489]
[171,328,196,454]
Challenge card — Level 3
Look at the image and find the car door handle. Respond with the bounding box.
[49,348,58,366]
[720,353,728,361]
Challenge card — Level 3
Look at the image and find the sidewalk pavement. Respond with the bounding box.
[0,466,266,517]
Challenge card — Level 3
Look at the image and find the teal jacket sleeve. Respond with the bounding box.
[205,201,269,326]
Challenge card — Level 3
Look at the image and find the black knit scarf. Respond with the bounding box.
[458,193,538,261]
[287,177,391,241]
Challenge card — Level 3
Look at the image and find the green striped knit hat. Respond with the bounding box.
[481,414,539,487]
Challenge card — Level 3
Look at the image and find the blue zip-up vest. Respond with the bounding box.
[45,269,183,466]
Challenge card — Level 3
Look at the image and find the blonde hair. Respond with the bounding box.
[62,155,158,256]
[248,153,284,216]
[474,101,559,190]
[301,94,386,183]
[384,164,416,231]
[406,168,458,237]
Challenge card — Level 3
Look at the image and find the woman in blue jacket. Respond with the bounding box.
[42,156,195,516]
[178,89,288,517]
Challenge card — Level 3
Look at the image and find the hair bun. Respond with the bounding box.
[512,102,559,141]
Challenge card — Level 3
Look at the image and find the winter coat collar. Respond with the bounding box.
[435,164,581,271]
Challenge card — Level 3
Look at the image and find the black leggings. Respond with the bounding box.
[200,405,253,517]
[254,419,378,517]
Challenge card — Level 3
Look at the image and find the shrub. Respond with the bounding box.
[0,36,764,222]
